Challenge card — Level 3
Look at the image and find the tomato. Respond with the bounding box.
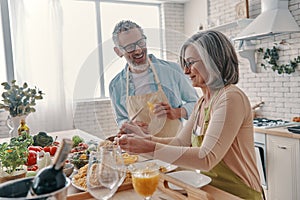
[28,146,43,152]
[27,164,38,171]
[53,141,60,146]
[50,146,58,156]
[43,146,51,153]
[26,150,37,166]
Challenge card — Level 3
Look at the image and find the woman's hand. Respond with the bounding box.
[121,122,150,138]
[132,121,149,134]
[117,134,156,154]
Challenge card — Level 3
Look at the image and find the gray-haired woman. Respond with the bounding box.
[118,30,264,200]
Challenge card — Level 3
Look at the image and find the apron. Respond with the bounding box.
[191,95,263,200]
[126,59,182,137]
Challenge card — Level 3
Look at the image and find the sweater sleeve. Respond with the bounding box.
[153,90,247,171]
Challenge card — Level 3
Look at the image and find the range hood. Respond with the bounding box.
[234,0,300,41]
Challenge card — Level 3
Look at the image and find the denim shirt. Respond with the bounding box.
[109,54,198,127]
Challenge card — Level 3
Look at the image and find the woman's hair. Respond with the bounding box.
[112,20,144,46]
[179,30,239,88]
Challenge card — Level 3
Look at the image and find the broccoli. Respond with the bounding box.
[33,132,53,147]
[72,135,84,147]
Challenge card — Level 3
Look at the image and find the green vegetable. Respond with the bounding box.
[33,132,53,147]
[0,134,31,174]
[72,135,84,147]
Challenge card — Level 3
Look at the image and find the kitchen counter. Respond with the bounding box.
[52,129,241,200]
[255,125,300,139]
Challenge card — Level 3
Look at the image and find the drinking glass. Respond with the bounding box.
[87,145,126,200]
[129,162,160,200]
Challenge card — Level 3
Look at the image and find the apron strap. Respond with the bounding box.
[126,58,163,98]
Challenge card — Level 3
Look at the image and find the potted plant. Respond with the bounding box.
[0,80,44,137]
[0,132,33,183]
[258,46,300,75]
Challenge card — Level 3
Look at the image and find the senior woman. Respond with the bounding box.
[117,30,263,199]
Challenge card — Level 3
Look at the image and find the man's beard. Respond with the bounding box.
[130,62,149,72]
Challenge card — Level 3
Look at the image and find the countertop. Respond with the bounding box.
[255,125,300,139]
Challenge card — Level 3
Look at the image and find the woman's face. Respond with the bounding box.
[183,45,208,88]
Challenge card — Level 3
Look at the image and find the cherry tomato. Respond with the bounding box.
[28,146,43,152]
[43,146,51,153]
[53,141,60,146]
[27,164,38,171]
[26,150,37,166]
[50,146,58,156]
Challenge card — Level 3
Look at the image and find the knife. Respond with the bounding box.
[128,107,144,124]
[109,107,144,144]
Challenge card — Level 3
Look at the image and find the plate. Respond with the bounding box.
[167,170,212,190]
[141,159,177,173]
[71,177,86,191]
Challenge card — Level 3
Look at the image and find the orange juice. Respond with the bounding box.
[132,174,160,197]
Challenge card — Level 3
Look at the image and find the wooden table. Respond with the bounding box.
[52,129,241,200]
[0,129,241,199]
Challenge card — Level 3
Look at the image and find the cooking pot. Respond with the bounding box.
[0,177,70,200]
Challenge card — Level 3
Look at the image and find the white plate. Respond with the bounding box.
[71,178,86,191]
[71,173,86,191]
[167,170,212,190]
[141,159,177,173]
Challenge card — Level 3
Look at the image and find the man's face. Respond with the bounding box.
[117,28,148,70]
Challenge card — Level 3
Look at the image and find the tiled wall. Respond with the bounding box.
[0,110,9,138]
[207,0,300,121]
[161,3,186,62]
[73,99,119,139]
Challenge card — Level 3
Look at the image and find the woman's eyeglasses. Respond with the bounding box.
[184,60,201,69]
[119,36,147,53]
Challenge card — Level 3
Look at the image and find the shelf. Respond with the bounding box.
[207,18,253,31]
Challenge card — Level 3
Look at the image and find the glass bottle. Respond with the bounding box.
[18,119,30,135]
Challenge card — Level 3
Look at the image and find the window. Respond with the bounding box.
[1,1,162,100]
[99,2,162,98]
[0,11,7,84]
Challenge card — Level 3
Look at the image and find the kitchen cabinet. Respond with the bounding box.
[267,135,300,200]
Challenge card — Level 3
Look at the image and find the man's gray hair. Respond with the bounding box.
[112,20,144,46]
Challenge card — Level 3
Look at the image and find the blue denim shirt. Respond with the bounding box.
[109,54,198,127]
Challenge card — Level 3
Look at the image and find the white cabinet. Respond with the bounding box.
[267,135,300,200]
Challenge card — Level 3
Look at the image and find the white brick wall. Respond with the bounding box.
[207,0,300,121]
[0,110,9,138]
[161,3,186,62]
[73,99,118,139]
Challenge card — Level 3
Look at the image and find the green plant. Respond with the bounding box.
[0,132,33,174]
[258,46,300,75]
[0,80,44,117]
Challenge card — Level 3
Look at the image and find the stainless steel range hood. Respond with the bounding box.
[234,0,300,41]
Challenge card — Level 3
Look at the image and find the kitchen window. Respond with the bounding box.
[1,0,162,100]
[0,0,162,132]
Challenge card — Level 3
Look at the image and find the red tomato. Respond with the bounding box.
[27,165,38,171]
[28,146,43,152]
[53,141,60,146]
[50,146,58,156]
[26,150,37,166]
[43,146,51,153]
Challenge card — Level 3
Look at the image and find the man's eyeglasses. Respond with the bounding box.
[119,35,147,53]
[183,60,201,69]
